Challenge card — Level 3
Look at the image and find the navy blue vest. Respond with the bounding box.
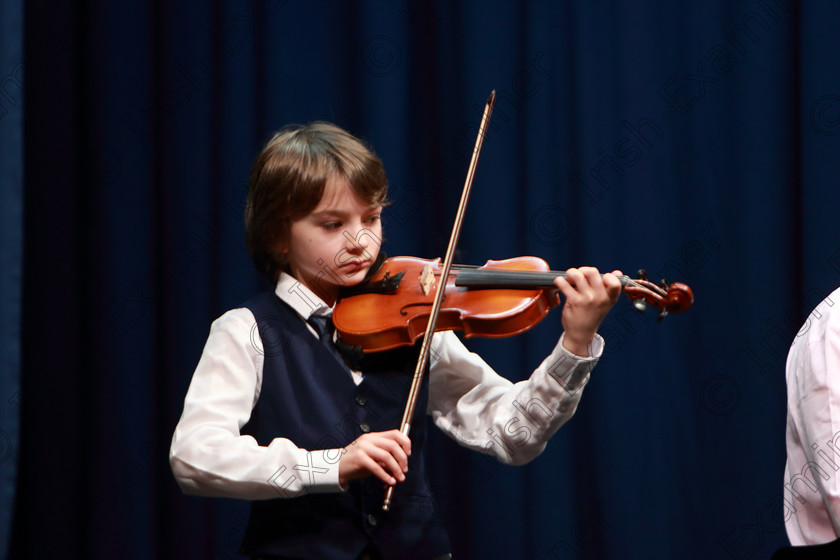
[238,292,451,559]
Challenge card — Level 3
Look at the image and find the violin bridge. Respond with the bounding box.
[420,263,435,296]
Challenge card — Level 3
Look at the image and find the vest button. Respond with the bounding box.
[367,513,378,526]
[360,423,371,433]
[356,394,367,406]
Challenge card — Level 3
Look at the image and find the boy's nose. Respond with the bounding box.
[344,226,369,255]
[355,231,370,250]
[342,222,381,261]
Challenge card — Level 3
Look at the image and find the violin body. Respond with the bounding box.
[333,256,558,353]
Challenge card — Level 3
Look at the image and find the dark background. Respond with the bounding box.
[3,1,840,558]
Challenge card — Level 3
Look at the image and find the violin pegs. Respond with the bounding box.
[659,278,669,290]
[633,299,648,313]
[637,268,648,281]
[657,308,669,322]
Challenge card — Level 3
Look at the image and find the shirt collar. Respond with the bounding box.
[275,271,331,320]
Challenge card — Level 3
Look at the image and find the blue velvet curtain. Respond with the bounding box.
[0,1,23,559]
[8,0,840,558]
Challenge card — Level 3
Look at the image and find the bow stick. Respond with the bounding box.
[382,91,496,511]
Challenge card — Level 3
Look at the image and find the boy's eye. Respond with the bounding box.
[365,214,381,224]
[322,222,341,230]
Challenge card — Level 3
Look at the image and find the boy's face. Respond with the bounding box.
[283,174,383,305]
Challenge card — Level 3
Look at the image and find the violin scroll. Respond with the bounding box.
[622,269,694,321]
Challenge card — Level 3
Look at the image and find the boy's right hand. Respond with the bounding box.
[338,429,411,488]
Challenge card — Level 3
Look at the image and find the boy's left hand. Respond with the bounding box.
[554,267,623,356]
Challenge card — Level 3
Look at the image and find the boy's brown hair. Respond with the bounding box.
[245,122,388,283]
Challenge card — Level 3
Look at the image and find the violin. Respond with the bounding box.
[333,255,694,353]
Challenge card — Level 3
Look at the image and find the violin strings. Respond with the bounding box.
[447,264,667,297]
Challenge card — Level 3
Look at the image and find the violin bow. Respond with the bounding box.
[382,90,496,511]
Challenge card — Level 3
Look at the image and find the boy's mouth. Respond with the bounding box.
[340,259,371,274]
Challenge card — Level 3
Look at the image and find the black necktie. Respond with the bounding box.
[306,313,331,338]
[307,314,347,368]
[307,314,365,371]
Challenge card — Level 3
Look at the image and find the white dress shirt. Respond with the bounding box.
[170,272,603,500]
[784,286,840,544]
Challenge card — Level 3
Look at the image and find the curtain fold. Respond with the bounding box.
[0,1,23,558]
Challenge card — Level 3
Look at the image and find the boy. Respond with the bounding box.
[170,122,622,559]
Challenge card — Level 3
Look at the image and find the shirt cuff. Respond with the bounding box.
[544,333,604,393]
[268,449,346,497]
[558,331,604,359]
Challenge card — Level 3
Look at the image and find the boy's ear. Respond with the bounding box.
[276,225,291,253]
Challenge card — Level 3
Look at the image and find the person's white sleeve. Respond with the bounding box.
[169,307,344,500]
[784,298,840,544]
[428,330,602,466]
